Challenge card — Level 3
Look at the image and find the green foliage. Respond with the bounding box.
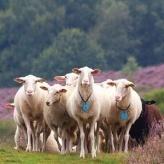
[144,88,164,114]
[122,56,139,75]
[0,0,164,86]
[32,28,106,78]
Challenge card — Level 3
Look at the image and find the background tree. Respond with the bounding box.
[0,0,163,86]
[122,56,139,77]
[32,28,106,78]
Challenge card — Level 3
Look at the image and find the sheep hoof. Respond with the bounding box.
[91,151,96,158]
[14,146,19,150]
[26,146,32,152]
[124,150,128,153]
[61,151,66,155]
[80,152,85,158]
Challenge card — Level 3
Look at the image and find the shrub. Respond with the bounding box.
[144,88,164,114]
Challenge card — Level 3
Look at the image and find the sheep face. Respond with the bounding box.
[72,66,100,88]
[54,73,79,86]
[65,73,79,86]
[14,75,45,96]
[111,79,135,102]
[41,84,67,106]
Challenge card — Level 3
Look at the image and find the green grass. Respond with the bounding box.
[0,119,16,145]
[0,120,127,164]
[0,147,127,164]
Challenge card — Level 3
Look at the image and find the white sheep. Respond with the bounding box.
[54,72,79,87]
[40,83,77,154]
[66,66,103,158]
[93,79,117,153]
[14,75,47,152]
[105,79,142,152]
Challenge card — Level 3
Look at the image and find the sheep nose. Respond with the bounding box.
[115,96,121,100]
[66,83,72,86]
[46,102,50,106]
[27,90,34,95]
[82,80,89,85]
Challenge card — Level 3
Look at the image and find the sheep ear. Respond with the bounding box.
[40,86,48,91]
[35,78,45,83]
[54,76,65,82]
[59,88,67,93]
[4,103,15,109]
[107,81,116,86]
[106,79,116,86]
[91,69,101,76]
[14,77,25,84]
[72,68,81,74]
[126,82,135,88]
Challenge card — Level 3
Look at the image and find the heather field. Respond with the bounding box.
[0,64,164,163]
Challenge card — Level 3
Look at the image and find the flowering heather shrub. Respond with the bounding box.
[134,64,164,88]
[128,120,164,164]
[0,88,17,119]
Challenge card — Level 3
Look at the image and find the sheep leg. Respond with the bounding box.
[31,122,36,151]
[65,131,72,153]
[89,120,96,158]
[52,127,61,151]
[118,128,125,152]
[68,136,73,153]
[61,130,66,154]
[42,123,51,152]
[14,126,21,150]
[35,123,41,151]
[109,126,115,152]
[113,127,119,152]
[124,123,132,152]
[95,121,100,153]
[77,119,85,158]
[23,116,33,152]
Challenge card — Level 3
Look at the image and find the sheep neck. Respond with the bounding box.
[78,85,93,103]
[59,93,66,107]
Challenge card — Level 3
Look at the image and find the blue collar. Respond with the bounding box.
[79,91,92,112]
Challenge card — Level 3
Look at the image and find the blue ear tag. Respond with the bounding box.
[82,102,90,112]
[120,111,128,121]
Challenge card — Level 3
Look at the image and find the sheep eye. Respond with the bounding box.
[65,76,68,79]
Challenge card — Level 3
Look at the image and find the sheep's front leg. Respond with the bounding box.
[112,126,119,152]
[124,123,133,152]
[61,130,67,154]
[23,116,33,152]
[77,120,85,158]
[118,128,125,152]
[109,126,115,152]
[14,126,21,150]
[95,121,100,153]
[89,120,96,158]
[42,123,51,152]
[35,122,42,151]
[65,132,72,153]
[52,126,61,151]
